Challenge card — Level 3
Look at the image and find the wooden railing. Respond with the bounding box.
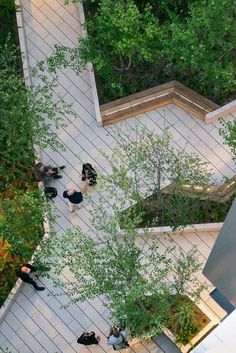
[100,81,220,126]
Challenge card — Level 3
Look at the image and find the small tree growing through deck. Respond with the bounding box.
[37,125,211,340]
[101,126,213,229]
[37,201,206,341]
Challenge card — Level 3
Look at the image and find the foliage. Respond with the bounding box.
[0,189,52,261]
[0,41,74,192]
[38,127,209,341]
[45,0,162,100]
[51,0,236,103]
[169,298,199,344]
[102,126,212,230]
[0,11,70,306]
[219,118,236,161]
[0,261,18,307]
[38,204,206,341]
[0,187,54,306]
[81,0,160,83]
[136,0,196,21]
[0,0,18,46]
[166,0,236,103]
[129,193,234,228]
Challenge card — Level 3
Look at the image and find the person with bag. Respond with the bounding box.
[34,162,65,184]
[63,179,89,212]
[44,186,58,202]
[77,331,100,345]
[107,326,129,351]
[18,264,45,291]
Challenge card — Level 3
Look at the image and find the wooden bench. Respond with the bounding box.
[100,81,219,126]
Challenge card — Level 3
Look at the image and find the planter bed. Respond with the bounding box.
[164,299,219,353]
[140,294,218,353]
[77,0,236,127]
[121,192,234,230]
[166,296,211,353]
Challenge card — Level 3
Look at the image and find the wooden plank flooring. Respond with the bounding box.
[0,1,235,352]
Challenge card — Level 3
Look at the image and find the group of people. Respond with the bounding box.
[18,263,129,351]
[28,163,130,350]
[77,326,129,350]
[34,162,92,212]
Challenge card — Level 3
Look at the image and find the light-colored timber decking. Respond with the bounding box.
[0,1,236,353]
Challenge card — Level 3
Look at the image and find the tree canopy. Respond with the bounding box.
[37,127,209,341]
[0,42,73,192]
[49,0,236,103]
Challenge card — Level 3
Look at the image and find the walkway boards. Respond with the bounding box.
[0,1,235,353]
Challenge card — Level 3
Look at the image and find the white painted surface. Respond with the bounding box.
[136,223,223,236]
[192,310,236,353]
[78,3,102,126]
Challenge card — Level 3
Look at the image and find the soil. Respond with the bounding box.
[167,295,210,345]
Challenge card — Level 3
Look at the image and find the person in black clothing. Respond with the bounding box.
[77,332,100,345]
[19,264,45,291]
[63,179,89,212]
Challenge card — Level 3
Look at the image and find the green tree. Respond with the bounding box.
[101,127,212,229]
[45,0,162,99]
[165,0,236,102]
[54,0,236,104]
[219,118,236,161]
[37,127,209,340]
[0,41,73,192]
[38,203,205,340]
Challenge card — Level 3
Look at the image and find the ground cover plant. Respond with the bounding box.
[55,0,236,104]
[125,193,234,228]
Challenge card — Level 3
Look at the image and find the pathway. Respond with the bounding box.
[0,1,235,353]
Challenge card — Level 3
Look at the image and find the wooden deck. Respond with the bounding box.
[0,1,236,353]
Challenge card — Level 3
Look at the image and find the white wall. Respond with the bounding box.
[192,309,236,353]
